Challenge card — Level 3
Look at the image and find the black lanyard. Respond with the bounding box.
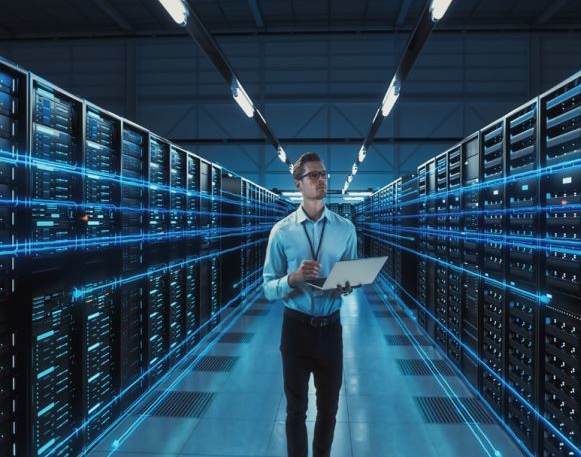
[302,218,327,261]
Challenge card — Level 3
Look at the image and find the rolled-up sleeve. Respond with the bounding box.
[262,226,292,301]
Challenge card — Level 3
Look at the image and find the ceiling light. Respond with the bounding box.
[352,163,358,176]
[277,146,287,163]
[358,146,367,163]
[430,0,453,21]
[231,81,255,118]
[381,79,400,117]
[157,0,188,26]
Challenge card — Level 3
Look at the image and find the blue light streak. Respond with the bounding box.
[361,227,547,303]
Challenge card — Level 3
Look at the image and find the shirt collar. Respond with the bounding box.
[297,204,331,224]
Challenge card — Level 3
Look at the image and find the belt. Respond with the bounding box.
[284,307,340,328]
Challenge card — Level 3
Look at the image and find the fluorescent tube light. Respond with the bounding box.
[158,0,188,26]
[430,0,453,21]
[381,80,400,117]
[358,146,367,163]
[348,192,372,197]
[277,146,287,163]
[343,196,364,202]
[232,81,255,118]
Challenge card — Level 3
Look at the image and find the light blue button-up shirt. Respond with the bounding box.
[262,205,357,316]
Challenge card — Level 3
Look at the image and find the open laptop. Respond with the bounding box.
[304,256,388,290]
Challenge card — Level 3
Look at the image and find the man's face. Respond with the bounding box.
[295,161,328,200]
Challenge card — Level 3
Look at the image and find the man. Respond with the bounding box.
[263,152,357,457]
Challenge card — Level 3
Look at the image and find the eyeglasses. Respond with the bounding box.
[297,170,330,181]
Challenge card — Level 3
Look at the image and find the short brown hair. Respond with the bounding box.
[292,152,323,179]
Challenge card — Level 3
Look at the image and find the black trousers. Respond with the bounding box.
[280,308,343,457]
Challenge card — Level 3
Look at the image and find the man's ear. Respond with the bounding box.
[295,180,300,189]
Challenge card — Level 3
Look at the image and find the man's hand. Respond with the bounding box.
[288,260,320,287]
[336,281,353,296]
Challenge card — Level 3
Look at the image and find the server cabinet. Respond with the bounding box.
[82,104,120,250]
[460,133,482,390]
[480,118,508,418]
[118,120,146,409]
[434,152,449,354]
[0,59,26,457]
[417,161,430,333]
[77,280,116,447]
[539,70,581,457]
[446,146,462,367]
[505,99,540,454]
[220,174,244,309]
[397,175,418,314]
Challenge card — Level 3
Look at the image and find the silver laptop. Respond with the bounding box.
[304,256,388,290]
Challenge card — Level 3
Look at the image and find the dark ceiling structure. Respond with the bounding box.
[0,0,580,40]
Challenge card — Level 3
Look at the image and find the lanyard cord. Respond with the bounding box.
[302,218,327,261]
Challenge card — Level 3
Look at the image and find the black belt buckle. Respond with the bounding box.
[310,316,328,327]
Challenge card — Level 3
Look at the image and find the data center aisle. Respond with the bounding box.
[89,287,526,457]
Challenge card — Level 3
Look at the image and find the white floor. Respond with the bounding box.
[88,286,526,457]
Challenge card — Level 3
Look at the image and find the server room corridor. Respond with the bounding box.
[88,286,525,457]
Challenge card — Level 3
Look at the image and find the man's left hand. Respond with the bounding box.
[336,281,353,296]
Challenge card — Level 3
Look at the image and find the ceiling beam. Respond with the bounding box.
[172,136,460,145]
[396,0,413,26]
[247,0,264,28]
[91,0,134,31]
[534,0,570,24]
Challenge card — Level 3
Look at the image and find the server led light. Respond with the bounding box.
[157,0,188,26]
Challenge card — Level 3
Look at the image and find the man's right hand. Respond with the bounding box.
[288,260,320,287]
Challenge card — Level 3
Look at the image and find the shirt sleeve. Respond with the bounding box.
[342,223,358,261]
[262,225,292,301]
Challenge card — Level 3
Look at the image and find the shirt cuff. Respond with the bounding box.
[277,275,292,297]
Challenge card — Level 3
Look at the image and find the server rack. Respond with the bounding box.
[118,120,147,408]
[27,77,85,457]
[460,133,481,390]
[480,117,508,418]
[505,98,540,454]
[539,71,581,457]
[0,59,25,457]
[416,161,429,333]
[356,67,581,457]
[220,173,244,311]
[397,175,418,314]
[1,55,294,457]
[434,151,449,354]
[445,146,462,368]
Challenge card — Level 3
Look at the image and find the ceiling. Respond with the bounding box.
[0,0,580,40]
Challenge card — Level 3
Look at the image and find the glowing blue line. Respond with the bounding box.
[361,228,544,302]
[74,239,265,298]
